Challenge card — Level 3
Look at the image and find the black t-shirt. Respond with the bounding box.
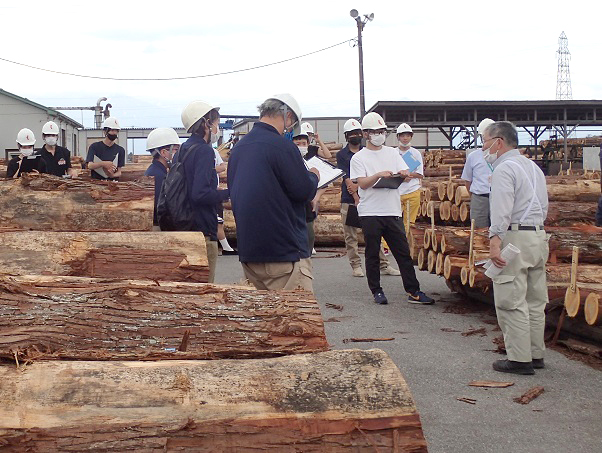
[7,154,47,178]
[86,141,126,180]
[39,145,72,177]
[306,144,319,160]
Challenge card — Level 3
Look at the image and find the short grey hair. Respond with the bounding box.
[485,121,518,149]
[257,99,298,123]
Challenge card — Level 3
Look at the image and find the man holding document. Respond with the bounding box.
[350,112,434,306]
[484,121,549,375]
[396,123,424,226]
[86,117,125,181]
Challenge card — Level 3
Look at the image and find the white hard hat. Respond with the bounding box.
[343,118,362,133]
[300,122,314,135]
[361,112,387,131]
[102,117,121,130]
[42,121,59,135]
[146,127,180,151]
[16,128,36,146]
[267,93,302,124]
[396,123,413,134]
[477,118,495,136]
[181,100,220,133]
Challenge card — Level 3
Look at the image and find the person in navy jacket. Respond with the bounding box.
[144,127,181,229]
[177,101,230,283]
[227,94,320,291]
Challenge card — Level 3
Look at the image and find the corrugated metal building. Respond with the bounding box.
[0,89,82,160]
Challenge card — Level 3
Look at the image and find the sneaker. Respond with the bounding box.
[408,291,435,304]
[221,249,238,256]
[532,358,545,369]
[312,248,317,256]
[493,359,535,375]
[352,267,365,277]
[373,291,388,305]
[381,266,401,276]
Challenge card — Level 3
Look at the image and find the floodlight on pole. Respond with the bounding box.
[350,9,374,118]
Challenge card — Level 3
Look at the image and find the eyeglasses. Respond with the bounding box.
[482,136,502,146]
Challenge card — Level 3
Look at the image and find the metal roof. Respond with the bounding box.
[0,88,83,128]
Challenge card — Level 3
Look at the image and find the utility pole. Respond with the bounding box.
[350,9,374,119]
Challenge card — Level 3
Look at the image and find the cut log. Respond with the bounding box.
[545,202,598,226]
[546,264,602,284]
[421,200,428,217]
[0,231,209,282]
[0,276,328,361]
[417,248,427,271]
[439,227,489,256]
[315,187,341,213]
[469,268,491,292]
[451,203,460,222]
[584,293,602,326]
[460,266,470,285]
[0,349,427,452]
[435,252,445,275]
[314,214,360,246]
[454,185,470,206]
[427,201,444,223]
[427,250,436,273]
[423,228,432,250]
[437,181,448,201]
[447,182,457,202]
[440,201,452,221]
[547,180,601,202]
[0,173,153,232]
[547,226,602,263]
[459,202,470,222]
[443,255,468,280]
[564,286,581,317]
[408,227,426,260]
[424,187,432,202]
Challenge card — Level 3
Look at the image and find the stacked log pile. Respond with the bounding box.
[0,175,428,450]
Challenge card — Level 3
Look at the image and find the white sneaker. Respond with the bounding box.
[352,267,365,277]
[312,248,317,256]
[381,266,401,276]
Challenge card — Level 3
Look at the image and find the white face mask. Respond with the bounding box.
[369,133,386,147]
[298,146,308,157]
[399,141,412,148]
[21,148,34,157]
[210,124,221,144]
[483,139,499,164]
[44,137,58,146]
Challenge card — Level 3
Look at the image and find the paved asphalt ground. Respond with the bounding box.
[215,251,602,453]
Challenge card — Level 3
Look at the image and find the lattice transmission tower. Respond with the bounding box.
[556,31,572,100]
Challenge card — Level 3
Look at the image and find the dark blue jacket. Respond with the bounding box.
[336,144,363,204]
[174,135,229,240]
[227,122,319,262]
[145,159,168,225]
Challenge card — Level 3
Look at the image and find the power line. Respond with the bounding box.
[0,38,354,81]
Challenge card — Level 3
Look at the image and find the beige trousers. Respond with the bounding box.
[492,230,549,362]
[242,258,313,292]
[340,203,389,270]
[205,237,218,283]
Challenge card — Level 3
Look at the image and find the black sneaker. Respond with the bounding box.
[408,291,434,305]
[493,359,535,375]
[532,358,545,369]
[221,249,238,256]
[373,291,388,305]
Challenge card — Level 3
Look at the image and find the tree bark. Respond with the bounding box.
[0,231,210,282]
[439,227,489,255]
[547,180,600,202]
[0,173,153,232]
[0,276,328,361]
[545,263,602,284]
[0,349,427,452]
[545,202,598,226]
[547,226,602,263]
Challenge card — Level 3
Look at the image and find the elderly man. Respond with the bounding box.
[227,94,320,291]
[461,118,495,227]
[484,121,549,375]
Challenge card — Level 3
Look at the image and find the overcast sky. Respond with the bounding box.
[1,0,600,130]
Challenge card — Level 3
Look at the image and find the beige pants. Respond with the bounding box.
[493,230,549,362]
[400,189,422,225]
[340,203,389,270]
[242,258,313,292]
[205,237,218,283]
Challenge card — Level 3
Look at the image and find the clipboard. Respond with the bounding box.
[373,175,405,189]
[304,156,345,189]
[344,204,362,228]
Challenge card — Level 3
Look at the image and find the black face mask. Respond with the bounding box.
[106,133,118,141]
[348,136,362,146]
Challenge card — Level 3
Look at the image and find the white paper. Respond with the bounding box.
[92,154,118,179]
[305,156,344,189]
[484,243,521,278]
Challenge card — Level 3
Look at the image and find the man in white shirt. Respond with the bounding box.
[484,121,549,375]
[461,118,495,228]
[396,123,424,226]
[350,112,434,306]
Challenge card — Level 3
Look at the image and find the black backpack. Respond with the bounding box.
[157,144,197,231]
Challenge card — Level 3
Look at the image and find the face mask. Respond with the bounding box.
[107,133,118,141]
[298,146,308,157]
[369,133,386,147]
[21,148,34,157]
[399,141,412,148]
[44,137,58,146]
[483,139,498,164]
[348,136,361,146]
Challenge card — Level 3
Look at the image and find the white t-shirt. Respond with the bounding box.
[350,145,409,216]
[398,147,423,195]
